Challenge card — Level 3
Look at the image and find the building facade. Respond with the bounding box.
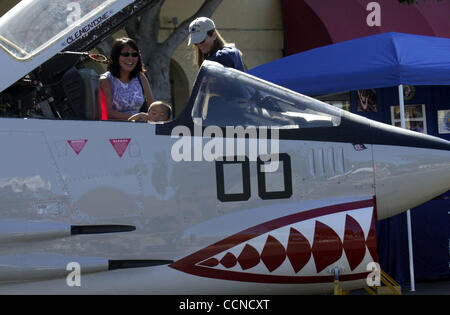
[160,0,284,115]
[0,0,284,116]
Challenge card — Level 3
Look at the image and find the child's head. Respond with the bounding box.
[147,101,172,122]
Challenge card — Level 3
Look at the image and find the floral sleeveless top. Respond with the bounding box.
[102,71,145,115]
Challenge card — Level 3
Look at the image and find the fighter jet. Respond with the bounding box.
[0,0,448,294]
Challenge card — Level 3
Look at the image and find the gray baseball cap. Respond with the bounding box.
[188,17,215,45]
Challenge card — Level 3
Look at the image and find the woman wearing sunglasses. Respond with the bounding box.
[188,17,245,72]
[100,37,153,121]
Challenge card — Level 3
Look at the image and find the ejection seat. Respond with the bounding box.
[62,67,105,120]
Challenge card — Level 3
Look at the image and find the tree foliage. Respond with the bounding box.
[111,0,223,105]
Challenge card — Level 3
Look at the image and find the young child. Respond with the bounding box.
[128,101,172,123]
[147,101,172,122]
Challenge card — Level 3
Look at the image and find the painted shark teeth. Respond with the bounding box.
[171,199,377,284]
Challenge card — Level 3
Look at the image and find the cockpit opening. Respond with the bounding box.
[0,0,342,130]
[0,51,105,120]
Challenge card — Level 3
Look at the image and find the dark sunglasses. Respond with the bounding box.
[120,52,139,58]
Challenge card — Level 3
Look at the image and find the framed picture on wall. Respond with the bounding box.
[357,89,377,112]
[390,104,427,134]
[437,110,450,134]
[402,85,416,101]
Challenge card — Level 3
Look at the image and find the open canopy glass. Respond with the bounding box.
[0,0,115,59]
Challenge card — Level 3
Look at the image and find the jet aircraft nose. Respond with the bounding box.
[369,121,450,220]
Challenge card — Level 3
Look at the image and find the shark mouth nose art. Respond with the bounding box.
[170,198,378,283]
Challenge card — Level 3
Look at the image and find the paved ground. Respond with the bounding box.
[350,279,450,295]
[401,279,450,295]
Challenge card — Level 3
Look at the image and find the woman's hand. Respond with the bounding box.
[128,112,149,122]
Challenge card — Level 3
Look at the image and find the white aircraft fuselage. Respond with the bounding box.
[0,0,449,295]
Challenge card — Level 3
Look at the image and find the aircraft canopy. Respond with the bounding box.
[192,61,342,129]
[0,0,116,60]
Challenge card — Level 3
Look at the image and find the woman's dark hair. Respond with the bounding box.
[107,37,146,79]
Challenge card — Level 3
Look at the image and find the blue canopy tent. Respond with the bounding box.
[249,32,450,95]
[249,32,450,287]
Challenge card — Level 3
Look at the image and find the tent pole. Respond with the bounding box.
[406,210,415,291]
[398,84,416,292]
[398,85,406,129]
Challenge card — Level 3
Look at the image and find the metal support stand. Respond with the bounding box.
[332,266,349,295]
[365,269,402,295]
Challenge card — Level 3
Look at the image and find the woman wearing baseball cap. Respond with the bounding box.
[188,17,245,71]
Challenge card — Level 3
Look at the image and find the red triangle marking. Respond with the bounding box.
[110,138,131,158]
[366,210,378,262]
[261,235,286,272]
[237,244,260,270]
[286,227,311,273]
[343,215,366,271]
[220,252,237,268]
[68,139,87,155]
[312,221,343,273]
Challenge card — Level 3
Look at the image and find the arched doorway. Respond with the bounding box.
[170,59,189,117]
